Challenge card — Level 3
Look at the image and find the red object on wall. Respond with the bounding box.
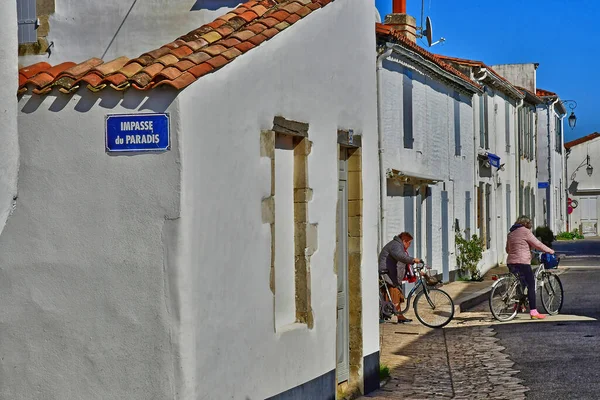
[568,205,574,214]
[393,0,406,13]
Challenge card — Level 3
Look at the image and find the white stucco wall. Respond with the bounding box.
[176,0,379,397]
[19,0,239,66]
[567,136,600,235]
[0,91,182,399]
[380,55,476,277]
[0,2,19,238]
[537,102,566,232]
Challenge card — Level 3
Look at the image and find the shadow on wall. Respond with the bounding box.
[191,0,242,11]
[20,87,178,115]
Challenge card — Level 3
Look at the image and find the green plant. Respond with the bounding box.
[556,229,585,240]
[455,232,485,281]
[379,364,390,380]
[534,226,555,248]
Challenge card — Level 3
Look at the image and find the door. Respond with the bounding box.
[336,150,349,383]
[580,197,598,236]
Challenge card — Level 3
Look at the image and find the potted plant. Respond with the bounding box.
[455,232,485,281]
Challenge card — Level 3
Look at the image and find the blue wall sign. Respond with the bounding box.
[538,182,549,189]
[487,153,501,168]
[105,113,170,152]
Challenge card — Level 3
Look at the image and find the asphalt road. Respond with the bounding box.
[553,237,600,267]
[493,239,600,399]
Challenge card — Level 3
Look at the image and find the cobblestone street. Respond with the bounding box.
[362,313,529,400]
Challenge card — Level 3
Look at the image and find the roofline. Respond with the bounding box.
[438,55,524,100]
[565,133,600,149]
[383,43,483,94]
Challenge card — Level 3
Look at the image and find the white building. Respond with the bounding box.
[438,57,524,270]
[565,133,600,236]
[3,0,381,398]
[536,88,568,234]
[490,63,544,229]
[375,22,482,281]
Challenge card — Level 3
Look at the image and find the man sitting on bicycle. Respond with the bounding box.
[378,232,422,323]
[506,215,555,320]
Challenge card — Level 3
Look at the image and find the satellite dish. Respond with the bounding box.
[423,16,433,47]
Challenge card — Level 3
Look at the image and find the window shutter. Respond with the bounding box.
[505,101,510,153]
[403,68,414,149]
[17,0,38,44]
[454,91,461,156]
[483,94,490,149]
[479,95,485,148]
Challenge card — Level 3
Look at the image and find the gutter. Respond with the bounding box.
[376,47,393,251]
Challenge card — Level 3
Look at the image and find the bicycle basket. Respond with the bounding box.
[424,272,439,286]
[541,253,559,269]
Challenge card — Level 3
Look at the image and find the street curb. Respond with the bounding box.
[456,287,492,313]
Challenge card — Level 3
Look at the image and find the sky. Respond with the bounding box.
[374,0,598,143]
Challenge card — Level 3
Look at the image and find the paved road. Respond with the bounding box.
[493,268,600,399]
[363,239,600,399]
[553,237,600,267]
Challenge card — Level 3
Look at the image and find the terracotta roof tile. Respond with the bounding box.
[154,71,196,90]
[94,56,129,76]
[220,37,243,48]
[231,29,256,41]
[186,39,210,51]
[20,62,51,79]
[249,34,269,46]
[247,23,268,34]
[18,0,335,95]
[120,62,144,78]
[565,133,600,150]
[222,47,243,60]
[235,41,256,53]
[170,46,194,59]
[185,51,212,65]
[156,54,179,66]
[376,23,481,92]
[206,55,230,69]
[203,44,227,56]
[536,88,557,97]
[174,60,196,71]
[188,62,214,78]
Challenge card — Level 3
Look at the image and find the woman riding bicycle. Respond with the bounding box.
[506,215,555,320]
[378,232,421,323]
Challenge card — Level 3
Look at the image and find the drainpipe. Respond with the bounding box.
[376,46,393,251]
[546,98,559,230]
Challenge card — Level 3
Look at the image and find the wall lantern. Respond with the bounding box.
[560,100,578,130]
[568,111,577,129]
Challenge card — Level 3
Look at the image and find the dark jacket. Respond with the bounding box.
[378,236,415,287]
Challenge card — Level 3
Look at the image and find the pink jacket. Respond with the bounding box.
[505,226,553,265]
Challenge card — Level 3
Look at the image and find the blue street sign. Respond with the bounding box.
[105,113,170,152]
[487,153,500,168]
[538,182,549,189]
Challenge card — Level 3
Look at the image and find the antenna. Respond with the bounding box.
[417,2,446,47]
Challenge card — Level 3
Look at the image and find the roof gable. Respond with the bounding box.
[375,23,481,92]
[18,0,333,95]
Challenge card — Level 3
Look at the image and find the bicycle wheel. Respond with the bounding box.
[540,273,563,315]
[489,277,520,322]
[413,288,454,328]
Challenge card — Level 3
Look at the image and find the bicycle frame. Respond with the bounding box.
[380,263,432,315]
